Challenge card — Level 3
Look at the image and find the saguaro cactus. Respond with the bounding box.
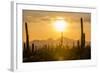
[25,22,29,49]
[25,22,30,57]
[60,32,63,48]
[83,33,85,48]
[32,43,34,53]
[80,18,85,48]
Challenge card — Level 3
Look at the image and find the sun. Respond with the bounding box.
[54,18,67,32]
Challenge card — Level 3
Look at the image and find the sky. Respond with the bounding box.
[23,10,91,42]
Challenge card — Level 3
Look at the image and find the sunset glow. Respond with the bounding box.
[23,10,91,42]
[54,18,67,32]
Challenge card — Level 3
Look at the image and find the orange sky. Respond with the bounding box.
[23,10,91,42]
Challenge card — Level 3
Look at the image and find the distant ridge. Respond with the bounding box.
[29,37,90,49]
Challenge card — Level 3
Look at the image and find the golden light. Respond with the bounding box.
[54,18,67,32]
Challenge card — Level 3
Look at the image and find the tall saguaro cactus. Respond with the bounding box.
[80,18,85,48]
[25,22,30,57]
